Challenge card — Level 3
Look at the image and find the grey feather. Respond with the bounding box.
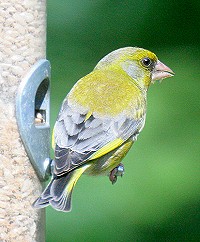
[53,99,145,176]
[33,171,76,212]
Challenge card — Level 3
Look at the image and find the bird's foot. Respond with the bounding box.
[109,163,124,185]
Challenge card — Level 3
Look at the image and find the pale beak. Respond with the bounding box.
[152,60,175,82]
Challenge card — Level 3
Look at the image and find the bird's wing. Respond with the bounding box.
[53,100,145,176]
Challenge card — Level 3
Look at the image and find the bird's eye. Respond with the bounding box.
[141,57,152,68]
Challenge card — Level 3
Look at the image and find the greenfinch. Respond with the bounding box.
[33,47,174,212]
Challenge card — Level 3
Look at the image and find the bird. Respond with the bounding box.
[33,47,174,212]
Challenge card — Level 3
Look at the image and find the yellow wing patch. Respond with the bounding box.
[89,138,124,160]
[66,164,90,194]
[84,111,93,122]
[51,127,55,149]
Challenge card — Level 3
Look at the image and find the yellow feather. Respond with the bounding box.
[51,127,55,149]
[84,111,93,122]
[89,138,124,160]
[65,164,90,194]
[68,69,143,118]
[101,139,133,170]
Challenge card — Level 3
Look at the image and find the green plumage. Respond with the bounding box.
[33,47,174,212]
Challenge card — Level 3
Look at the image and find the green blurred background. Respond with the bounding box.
[46,1,200,241]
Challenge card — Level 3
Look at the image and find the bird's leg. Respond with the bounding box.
[109,163,124,184]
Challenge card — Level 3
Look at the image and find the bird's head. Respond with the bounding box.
[95,47,174,90]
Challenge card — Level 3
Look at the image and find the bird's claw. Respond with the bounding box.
[109,163,124,184]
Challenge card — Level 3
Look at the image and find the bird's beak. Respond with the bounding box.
[152,60,175,82]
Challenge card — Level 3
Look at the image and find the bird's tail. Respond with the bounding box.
[32,165,89,212]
